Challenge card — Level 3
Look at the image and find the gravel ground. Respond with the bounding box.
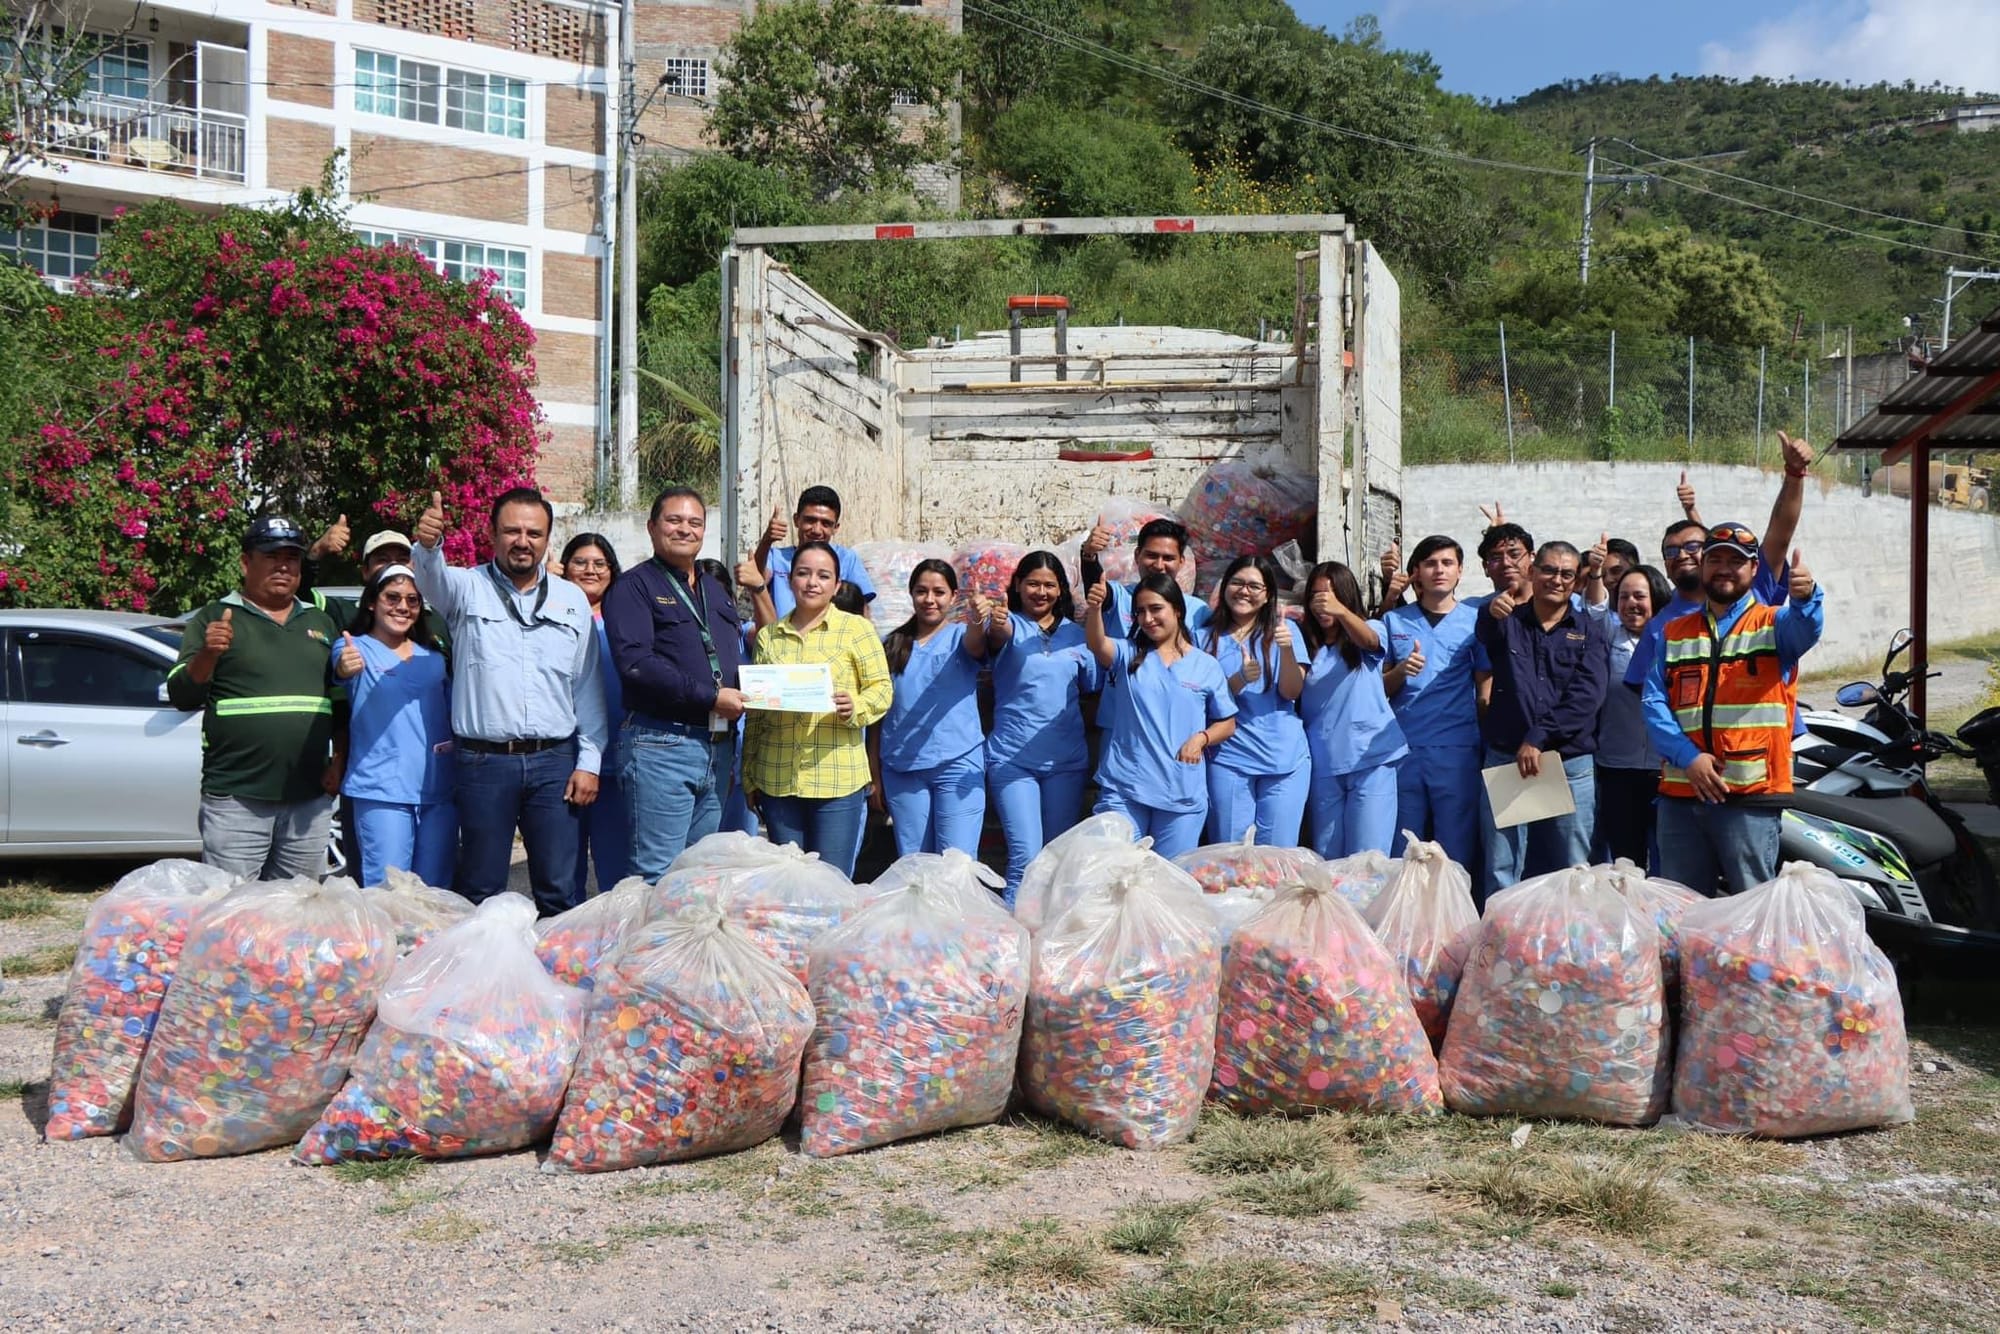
[3,876,1996,1333]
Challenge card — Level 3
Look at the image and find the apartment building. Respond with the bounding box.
[634,0,961,207]
[4,0,617,502]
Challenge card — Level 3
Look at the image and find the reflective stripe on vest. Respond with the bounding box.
[213,695,335,717]
[1657,601,1793,799]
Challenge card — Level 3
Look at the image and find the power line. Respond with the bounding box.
[1613,137,2000,244]
[959,0,1587,181]
[1597,152,1993,263]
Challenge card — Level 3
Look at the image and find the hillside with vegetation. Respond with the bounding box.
[633,0,2000,488]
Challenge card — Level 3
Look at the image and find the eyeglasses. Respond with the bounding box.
[1662,541,1706,557]
[378,593,422,608]
[1482,548,1526,566]
[567,559,612,572]
[1223,579,1268,596]
[1535,564,1579,582]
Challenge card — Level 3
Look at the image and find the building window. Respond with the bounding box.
[0,211,102,281]
[358,229,528,308]
[890,89,923,108]
[354,50,439,123]
[84,35,151,102]
[661,57,709,98]
[445,68,527,139]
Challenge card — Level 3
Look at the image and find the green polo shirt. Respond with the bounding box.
[168,592,340,803]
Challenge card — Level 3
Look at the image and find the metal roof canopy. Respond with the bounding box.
[1833,305,2000,719]
[731,213,1349,246]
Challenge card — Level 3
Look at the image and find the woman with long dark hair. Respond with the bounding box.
[873,558,989,857]
[562,532,630,894]
[1595,563,1672,866]
[1202,554,1308,846]
[1084,571,1236,857]
[1299,561,1406,858]
[699,556,759,837]
[333,565,456,887]
[985,550,1096,903]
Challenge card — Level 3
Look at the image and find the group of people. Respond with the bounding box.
[171,434,1827,914]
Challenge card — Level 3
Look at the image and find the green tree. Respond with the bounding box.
[1597,228,1787,345]
[707,0,966,200]
[986,97,1194,217]
[964,0,1087,117]
[637,154,810,292]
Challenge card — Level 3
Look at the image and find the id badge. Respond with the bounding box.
[708,710,729,736]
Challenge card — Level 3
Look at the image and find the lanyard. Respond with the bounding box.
[656,559,722,686]
[484,562,549,629]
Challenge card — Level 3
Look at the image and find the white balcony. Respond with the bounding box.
[28,90,247,184]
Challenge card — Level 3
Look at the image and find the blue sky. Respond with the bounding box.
[1289,0,2000,103]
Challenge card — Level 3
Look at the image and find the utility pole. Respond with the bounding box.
[616,0,640,509]
[1578,140,1647,287]
[1940,267,2000,351]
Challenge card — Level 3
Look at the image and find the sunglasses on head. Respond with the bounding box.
[1707,524,1757,546]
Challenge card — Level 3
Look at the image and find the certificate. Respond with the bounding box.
[1481,760,1577,829]
[741,663,836,713]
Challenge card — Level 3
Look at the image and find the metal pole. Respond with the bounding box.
[1499,320,1515,464]
[1579,138,1597,286]
[1942,270,1955,352]
[1844,327,1855,431]
[1686,335,1695,454]
[1803,359,1811,438]
[615,0,639,508]
[1607,330,1616,408]
[1755,346,1766,464]
[1912,439,1929,722]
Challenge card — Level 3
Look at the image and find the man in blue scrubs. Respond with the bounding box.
[1381,536,1484,869]
[1079,516,1213,639]
[753,485,878,618]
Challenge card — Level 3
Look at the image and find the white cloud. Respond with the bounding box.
[1701,0,2000,93]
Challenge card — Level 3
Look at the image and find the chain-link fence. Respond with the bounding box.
[1405,327,1887,478]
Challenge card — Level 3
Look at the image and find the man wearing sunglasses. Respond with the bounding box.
[1642,523,1823,894]
[1471,541,1609,898]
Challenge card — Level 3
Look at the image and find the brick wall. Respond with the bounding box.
[542,252,600,319]
[546,85,604,154]
[266,118,337,192]
[534,329,600,399]
[266,32,335,109]
[355,0,607,66]
[351,134,530,224]
[541,165,602,233]
[539,422,598,502]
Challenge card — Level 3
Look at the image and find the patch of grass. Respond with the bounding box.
[1005,1113,1114,1170]
[1112,1257,1290,1332]
[538,1218,710,1266]
[1103,1199,1205,1256]
[1187,1111,1338,1177]
[686,1140,786,1198]
[1435,1157,1675,1236]
[979,1220,1108,1291]
[1401,1271,1509,1314]
[330,1156,428,1185]
[0,882,58,920]
[612,1175,700,1200]
[373,1186,449,1216]
[0,1078,46,1101]
[407,1210,483,1243]
[1542,1280,1580,1299]
[769,1161,843,1217]
[1226,1166,1363,1218]
[881,1203,982,1256]
[0,943,76,977]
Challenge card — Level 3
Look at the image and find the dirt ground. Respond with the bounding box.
[3,873,1998,1333]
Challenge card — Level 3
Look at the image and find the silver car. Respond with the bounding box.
[0,609,345,872]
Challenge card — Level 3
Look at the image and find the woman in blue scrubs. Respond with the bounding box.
[1202,555,1308,846]
[986,551,1096,904]
[1085,572,1237,857]
[874,558,989,856]
[562,533,630,894]
[1299,561,1408,858]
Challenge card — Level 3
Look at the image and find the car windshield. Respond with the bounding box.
[137,623,185,651]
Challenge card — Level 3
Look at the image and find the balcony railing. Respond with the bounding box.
[26,92,247,184]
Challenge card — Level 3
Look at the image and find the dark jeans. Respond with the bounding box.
[454,740,582,916]
[759,788,869,878]
[1594,765,1661,868]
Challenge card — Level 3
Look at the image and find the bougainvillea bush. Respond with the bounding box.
[1,193,542,610]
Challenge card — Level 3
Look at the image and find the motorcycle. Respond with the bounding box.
[1774,629,2000,1011]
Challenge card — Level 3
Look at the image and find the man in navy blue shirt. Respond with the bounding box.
[1473,541,1608,899]
[603,487,749,877]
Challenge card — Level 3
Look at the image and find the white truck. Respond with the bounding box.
[718,215,1403,581]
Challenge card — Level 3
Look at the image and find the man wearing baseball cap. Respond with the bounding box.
[300,519,449,648]
[1642,520,1824,894]
[168,515,344,879]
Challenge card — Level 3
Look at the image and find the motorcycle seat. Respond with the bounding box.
[1775,790,1960,867]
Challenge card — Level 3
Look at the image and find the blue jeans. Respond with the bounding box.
[1094,787,1206,859]
[1396,744,1482,870]
[719,724,757,836]
[1206,763,1309,848]
[989,761,1087,904]
[454,741,583,917]
[1479,747,1597,900]
[759,788,869,878]
[1656,797,1780,897]
[350,796,458,889]
[619,720,732,881]
[575,761,633,895]
[884,746,987,858]
[1309,763,1401,860]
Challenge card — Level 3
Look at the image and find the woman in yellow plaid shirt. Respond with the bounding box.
[743,542,893,874]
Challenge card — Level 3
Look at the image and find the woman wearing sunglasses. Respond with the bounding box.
[333,564,457,888]
[1202,555,1309,846]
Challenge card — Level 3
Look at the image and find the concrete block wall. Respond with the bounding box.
[1401,463,2000,672]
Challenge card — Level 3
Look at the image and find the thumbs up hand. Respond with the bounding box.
[1788,548,1816,602]
[335,632,365,680]
[763,504,789,546]
[1677,469,1698,518]
[1586,530,1608,574]
[309,514,350,561]
[414,491,446,549]
[204,608,235,656]
[1400,638,1427,678]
